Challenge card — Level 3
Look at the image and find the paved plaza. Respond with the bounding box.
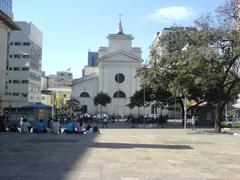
[0,128,240,180]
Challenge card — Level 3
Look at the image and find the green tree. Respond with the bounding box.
[127,88,152,117]
[94,92,111,113]
[63,98,81,116]
[145,0,240,132]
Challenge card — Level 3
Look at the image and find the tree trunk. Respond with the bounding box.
[179,99,184,125]
[215,101,225,133]
[138,106,140,118]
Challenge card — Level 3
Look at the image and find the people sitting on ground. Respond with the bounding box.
[84,125,93,134]
[64,120,75,134]
[21,118,31,133]
[51,118,61,134]
[76,119,85,134]
[33,119,47,133]
[0,116,7,132]
[8,124,20,133]
[47,118,53,129]
[93,126,100,134]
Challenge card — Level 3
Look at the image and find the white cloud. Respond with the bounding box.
[147,6,195,23]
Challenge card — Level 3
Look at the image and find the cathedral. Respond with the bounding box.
[72,21,147,116]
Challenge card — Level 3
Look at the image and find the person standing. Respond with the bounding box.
[20,116,24,126]
[112,113,115,123]
[102,115,108,128]
[191,115,196,130]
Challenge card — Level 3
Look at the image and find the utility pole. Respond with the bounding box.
[184,97,187,129]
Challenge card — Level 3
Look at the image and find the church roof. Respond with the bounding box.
[98,50,143,62]
[72,73,98,86]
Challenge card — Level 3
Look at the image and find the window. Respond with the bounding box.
[8,80,11,83]
[113,91,126,98]
[23,42,30,46]
[9,54,12,58]
[21,93,28,97]
[22,67,29,71]
[22,54,30,58]
[14,42,22,46]
[13,67,21,71]
[13,80,20,84]
[80,92,90,97]
[14,54,21,58]
[10,42,13,46]
[81,105,87,114]
[9,67,12,71]
[115,73,125,83]
[12,93,20,96]
[22,80,29,84]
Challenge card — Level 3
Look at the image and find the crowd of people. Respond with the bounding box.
[0,115,100,135]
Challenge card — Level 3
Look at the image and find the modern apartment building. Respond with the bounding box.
[6,21,42,108]
[0,0,19,114]
[88,51,98,67]
[82,51,99,77]
[0,0,13,18]
[41,71,73,89]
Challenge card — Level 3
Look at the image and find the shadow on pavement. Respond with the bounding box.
[88,142,193,150]
[0,133,98,180]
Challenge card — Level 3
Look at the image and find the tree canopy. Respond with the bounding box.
[139,0,240,132]
[94,92,111,107]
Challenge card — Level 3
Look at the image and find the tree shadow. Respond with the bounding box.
[89,142,193,149]
[0,132,193,180]
[0,133,98,180]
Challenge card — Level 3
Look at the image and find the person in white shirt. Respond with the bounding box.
[191,115,196,130]
[52,119,61,134]
[20,116,24,126]
[21,118,31,133]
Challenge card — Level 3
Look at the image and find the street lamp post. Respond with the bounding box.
[142,62,148,127]
[143,82,146,127]
[184,96,187,129]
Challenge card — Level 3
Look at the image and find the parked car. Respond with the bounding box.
[145,114,159,119]
[93,113,108,122]
[221,119,240,128]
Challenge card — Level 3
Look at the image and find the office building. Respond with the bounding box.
[88,51,98,67]
[0,0,19,114]
[0,0,13,18]
[6,21,42,108]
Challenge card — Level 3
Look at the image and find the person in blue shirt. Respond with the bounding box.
[34,119,47,133]
[64,120,75,134]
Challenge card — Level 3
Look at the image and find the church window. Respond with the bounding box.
[113,91,126,98]
[115,73,125,83]
[80,92,90,97]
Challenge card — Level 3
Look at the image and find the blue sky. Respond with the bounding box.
[13,0,226,78]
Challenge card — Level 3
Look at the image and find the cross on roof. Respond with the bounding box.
[118,13,122,21]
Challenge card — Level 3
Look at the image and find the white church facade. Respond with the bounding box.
[72,21,150,116]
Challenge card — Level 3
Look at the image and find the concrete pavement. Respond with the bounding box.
[0,128,240,180]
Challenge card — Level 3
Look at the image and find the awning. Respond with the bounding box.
[21,102,52,110]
